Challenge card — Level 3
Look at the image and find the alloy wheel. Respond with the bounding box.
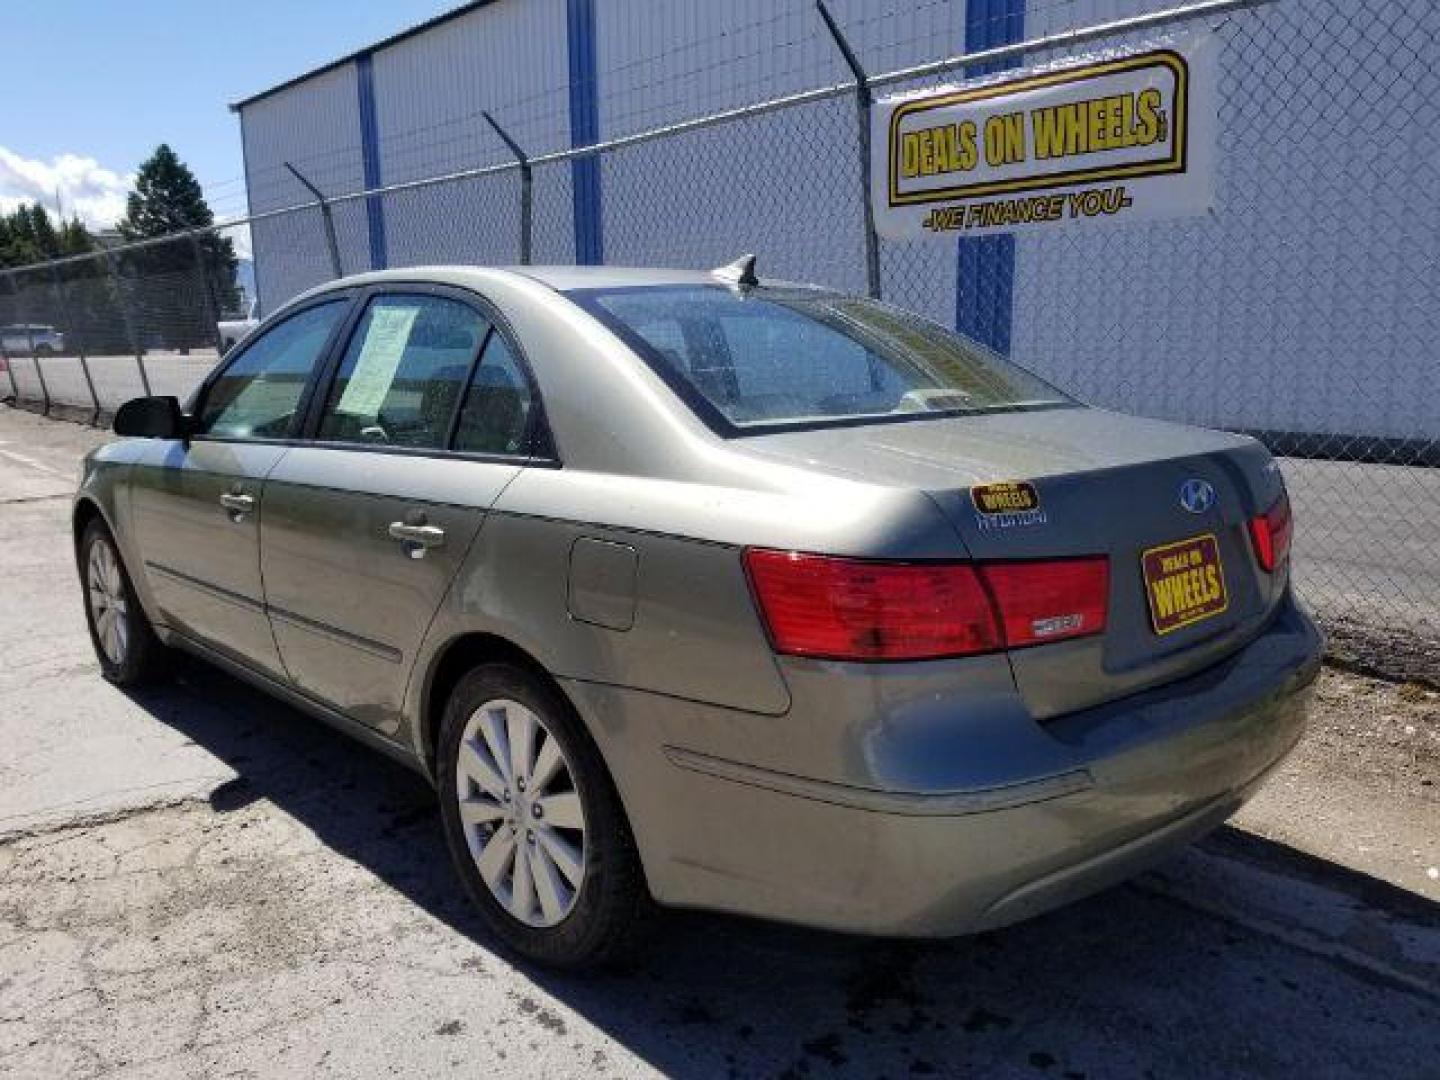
[87,538,129,666]
[454,698,588,927]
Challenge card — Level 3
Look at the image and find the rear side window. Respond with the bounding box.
[318,295,489,449]
[199,300,347,439]
[454,331,536,456]
[573,285,1069,432]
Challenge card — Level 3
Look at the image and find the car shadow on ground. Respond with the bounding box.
[120,653,1439,1079]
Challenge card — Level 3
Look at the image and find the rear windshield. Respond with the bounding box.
[570,285,1070,433]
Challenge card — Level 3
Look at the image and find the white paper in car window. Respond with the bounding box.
[337,304,418,417]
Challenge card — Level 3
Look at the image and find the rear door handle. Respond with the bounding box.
[388,521,446,549]
[219,492,255,515]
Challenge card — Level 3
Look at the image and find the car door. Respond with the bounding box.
[127,296,353,679]
[259,288,545,736]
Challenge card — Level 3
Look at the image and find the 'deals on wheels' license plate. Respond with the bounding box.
[1142,533,1228,635]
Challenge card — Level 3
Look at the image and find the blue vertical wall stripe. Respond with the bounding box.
[356,54,388,271]
[566,0,604,264]
[956,0,1025,353]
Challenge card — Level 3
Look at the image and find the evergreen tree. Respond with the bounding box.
[0,203,130,353]
[0,203,87,265]
[58,216,93,257]
[50,216,130,354]
[27,204,60,257]
[0,203,55,267]
[117,144,238,347]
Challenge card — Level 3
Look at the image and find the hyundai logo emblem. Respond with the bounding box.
[1179,478,1217,515]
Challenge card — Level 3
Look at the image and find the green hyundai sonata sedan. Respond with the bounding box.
[73,261,1320,968]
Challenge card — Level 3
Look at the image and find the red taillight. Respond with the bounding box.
[742,550,1000,661]
[743,549,1108,662]
[1248,491,1292,573]
[979,557,1109,648]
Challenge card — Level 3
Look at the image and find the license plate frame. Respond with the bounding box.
[1141,533,1228,636]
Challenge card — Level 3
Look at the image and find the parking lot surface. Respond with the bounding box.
[1,405,1437,1079]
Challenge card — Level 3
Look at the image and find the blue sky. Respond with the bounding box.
[1,0,460,230]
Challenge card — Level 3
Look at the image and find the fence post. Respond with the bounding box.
[31,349,53,417]
[484,112,533,265]
[49,263,102,425]
[284,162,344,279]
[105,250,152,397]
[14,277,52,415]
[0,272,18,404]
[815,0,881,300]
[0,341,15,403]
[189,232,228,357]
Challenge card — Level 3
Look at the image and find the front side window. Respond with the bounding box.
[199,300,348,439]
[573,285,1071,431]
[318,294,489,449]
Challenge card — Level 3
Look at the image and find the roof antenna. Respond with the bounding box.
[711,253,758,287]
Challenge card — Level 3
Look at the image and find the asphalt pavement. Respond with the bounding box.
[0,404,1437,1079]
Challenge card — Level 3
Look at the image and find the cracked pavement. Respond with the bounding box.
[0,404,1437,1078]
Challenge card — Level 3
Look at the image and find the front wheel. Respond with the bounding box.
[437,663,645,969]
[80,520,169,685]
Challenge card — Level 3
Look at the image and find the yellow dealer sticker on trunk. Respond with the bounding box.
[971,481,1046,531]
[972,480,1039,514]
[1142,533,1227,635]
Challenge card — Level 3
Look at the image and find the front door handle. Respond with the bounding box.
[388,521,446,556]
[219,491,255,517]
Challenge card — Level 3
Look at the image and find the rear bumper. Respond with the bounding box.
[566,593,1322,937]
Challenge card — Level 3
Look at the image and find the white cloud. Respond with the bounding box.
[216,221,253,261]
[0,146,252,262]
[0,146,133,231]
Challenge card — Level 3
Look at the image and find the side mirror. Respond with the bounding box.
[114,396,190,439]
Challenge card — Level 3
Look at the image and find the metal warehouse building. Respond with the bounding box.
[232,0,1438,447]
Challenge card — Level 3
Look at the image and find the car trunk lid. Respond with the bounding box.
[737,405,1287,717]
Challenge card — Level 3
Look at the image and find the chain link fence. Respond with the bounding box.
[1,0,1434,680]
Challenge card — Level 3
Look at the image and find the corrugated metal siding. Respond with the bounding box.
[589,0,996,315]
[590,0,980,300]
[593,1,835,136]
[240,63,366,212]
[1008,0,1438,439]
[234,0,1437,439]
[369,0,573,269]
[372,0,570,184]
[239,63,368,310]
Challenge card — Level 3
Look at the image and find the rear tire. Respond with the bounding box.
[80,519,169,686]
[437,663,645,969]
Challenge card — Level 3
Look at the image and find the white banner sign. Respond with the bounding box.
[873,31,1216,239]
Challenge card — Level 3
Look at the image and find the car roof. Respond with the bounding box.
[508,265,727,291]
[294,263,823,300]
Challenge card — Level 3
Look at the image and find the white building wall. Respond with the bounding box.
[239,63,368,310]
[1009,0,1439,440]
[236,0,1436,440]
[371,0,574,266]
[590,0,995,308]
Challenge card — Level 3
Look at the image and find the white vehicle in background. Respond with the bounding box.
[1,324,65,357]
[217,301,259,355]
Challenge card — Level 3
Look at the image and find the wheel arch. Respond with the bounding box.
[73,491,167,635]
[72,495,109,554]
[418,631,571,779]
